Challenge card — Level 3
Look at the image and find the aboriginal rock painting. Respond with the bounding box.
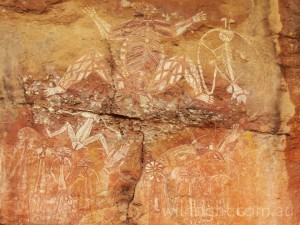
[0,1,272,225]
[0,109,142,225]
[35,2,266,109]
[129,126,268,225]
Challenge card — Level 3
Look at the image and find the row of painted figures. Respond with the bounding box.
[138,127,240,225]
[44,3,260,104]
[0,107,241,224]
[0,113,130,224]
[0,115,240,224]
[0,1,262,224]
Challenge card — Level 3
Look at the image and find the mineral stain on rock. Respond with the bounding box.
[0,0,298,224]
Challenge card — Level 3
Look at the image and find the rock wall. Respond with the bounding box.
[279,0,300,224]
[0,0,298,224]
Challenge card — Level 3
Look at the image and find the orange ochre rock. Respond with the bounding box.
[0,0,299,224]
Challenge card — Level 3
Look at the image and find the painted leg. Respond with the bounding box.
[76,118,94,143]
[77,133,109,154]
[148,56,184,94]
[114,60,131,93]
[226,83,249,104]
[45,52,112,96]
[184,58,214,104]
[47,122,79,149]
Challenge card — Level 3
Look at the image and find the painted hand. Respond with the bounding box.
[82,5,97,18]
[192,12,207,23]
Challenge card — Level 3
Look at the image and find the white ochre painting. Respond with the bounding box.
[0,1,275,225]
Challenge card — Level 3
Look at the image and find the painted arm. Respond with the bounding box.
[155,12,207,37]
[174,12,206,36]
[83,6,112,39]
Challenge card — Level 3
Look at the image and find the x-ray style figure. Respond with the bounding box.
[45,2,213,103]
[46,112,121,151]
[197,18,253,104]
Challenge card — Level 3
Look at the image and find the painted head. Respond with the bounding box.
[17,127,40,149]
[132,2,158,17]
[219,30,234,43]
[219,18,235,42]
[122,0,160,18]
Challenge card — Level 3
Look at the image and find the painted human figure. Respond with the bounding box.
[9,128,39,184]
[34,142,52,194]
[71,159,100,212]
[29,142,53,224]
[9,128,39,220]
[49,147,76,224]
[45,2,212,103]
[144,161,167,225]
[198,18,250,104]
[46,112,121,151]
[170,166,195,218]
[51,147,72,191]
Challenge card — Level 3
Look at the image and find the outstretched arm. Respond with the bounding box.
[174,12,206,36]
[155,12,207,37]
[83,6,112,39]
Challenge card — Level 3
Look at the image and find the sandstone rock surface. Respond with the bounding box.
[0,0,298,224]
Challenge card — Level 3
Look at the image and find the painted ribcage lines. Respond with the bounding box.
[151,56,190,93]
[121,28,164,82]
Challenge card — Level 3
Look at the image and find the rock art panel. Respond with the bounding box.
[17,0,280,131]
[0,107,143,225]
[129,126,293,225]
[44,4,212,103]
[0,0,296,224]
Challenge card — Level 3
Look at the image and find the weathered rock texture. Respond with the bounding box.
[0,0,298,224]
[279,0,300,224]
